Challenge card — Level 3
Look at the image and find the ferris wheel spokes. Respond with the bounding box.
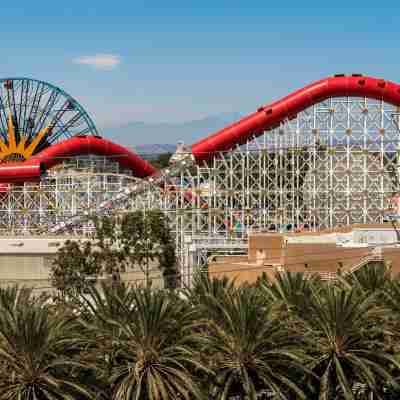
[0,78,98,162]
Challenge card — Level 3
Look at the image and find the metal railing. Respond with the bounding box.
[301,246,385,282]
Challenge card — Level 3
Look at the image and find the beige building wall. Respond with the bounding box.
[0,237,164,292]
[209,227,400,284]
[0,254,52,290]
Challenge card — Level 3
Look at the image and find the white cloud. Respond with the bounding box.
[73,54,121,70]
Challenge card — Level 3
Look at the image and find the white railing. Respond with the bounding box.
[347,249,384,275]
[301,246,385,282]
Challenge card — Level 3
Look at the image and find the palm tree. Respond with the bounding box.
[261,271,321,321]
[85,285,206,400]
[188,272,236,308]
[382,278,400,375]
[341,262,391,296]
[0,286,92,400]
[383,277,400,320]
[202,285,309,400]
[77,281,138,399]
[80,280,136,327]
[302,285,399,400]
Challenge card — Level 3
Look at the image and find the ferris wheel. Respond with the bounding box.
[0,78,98,162]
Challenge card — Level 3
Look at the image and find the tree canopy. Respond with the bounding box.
[39,246,400,398]
[50,210,179,299]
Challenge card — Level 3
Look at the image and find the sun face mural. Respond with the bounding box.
[0,78,98,163]
[0,115,50,162]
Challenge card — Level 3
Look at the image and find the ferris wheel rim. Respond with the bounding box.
[0,76,99,137]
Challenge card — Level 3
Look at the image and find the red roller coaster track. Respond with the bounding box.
[0,136,157,183]
[30,136,157,178]
[1,74,400,183]
[192,74,400,162]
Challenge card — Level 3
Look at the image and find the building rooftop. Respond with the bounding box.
[208,224,400,284]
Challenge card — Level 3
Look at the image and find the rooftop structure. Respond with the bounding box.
[208,224,400,283]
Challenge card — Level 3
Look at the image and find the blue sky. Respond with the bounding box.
[1,1,399,136]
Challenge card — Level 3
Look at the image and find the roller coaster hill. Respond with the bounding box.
[0,74,400,285]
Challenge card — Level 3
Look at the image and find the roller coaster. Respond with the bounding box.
[1,74,400,284]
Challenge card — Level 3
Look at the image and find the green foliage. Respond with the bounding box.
[200,286,308,399]
[104,210,179,289]
[5,264,400,399]
[262,271,321,316]
[82,283,206,400]
[0,286,92,399]
[50,210,179,298]
[50,239,103,299]
[304,285,399,399]
[341,261,392,296]
[149,153,172,169]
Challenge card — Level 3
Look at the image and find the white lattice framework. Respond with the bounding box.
[1,96,400,283]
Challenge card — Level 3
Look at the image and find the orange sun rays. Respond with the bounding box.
[0,115,49,161]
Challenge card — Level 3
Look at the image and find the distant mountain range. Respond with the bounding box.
[133,144,177,158]
[102,111,392,157]
[103,112,243,154]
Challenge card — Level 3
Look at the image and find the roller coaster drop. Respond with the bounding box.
[1,74,400,284]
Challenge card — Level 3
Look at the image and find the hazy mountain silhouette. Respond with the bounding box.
[102,111,389,156]
[103,112,243,150]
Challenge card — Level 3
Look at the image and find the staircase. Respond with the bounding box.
[346,248,384,275]
[303,247,385,282]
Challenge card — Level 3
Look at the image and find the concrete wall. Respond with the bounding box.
[281,244,370,272]
[0,254,52,290]
[248,234,285,263]
[0,237,164,291]
[209,226,400,284]
[208,261,276,284]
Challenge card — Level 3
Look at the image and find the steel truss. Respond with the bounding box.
[0,96,400,284]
